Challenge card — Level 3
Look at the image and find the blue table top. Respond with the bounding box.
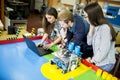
[0,40,49,80]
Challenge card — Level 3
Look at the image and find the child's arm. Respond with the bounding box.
[43,36,62,49]
[87,24,94,45]
[37,33,48,47]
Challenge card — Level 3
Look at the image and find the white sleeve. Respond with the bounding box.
[60,28,67,40]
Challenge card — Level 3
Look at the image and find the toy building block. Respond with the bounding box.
[96,69,103,80]
[101,71,108,80]
[106,74,112,80]
[7,28,21,40]
[68,42,74,51]
[31,28,35,36]
[112,77,118,80]
[96,69,102,77]
[24,28,35,38]
[7,36,17,40]
[15,28,21,37]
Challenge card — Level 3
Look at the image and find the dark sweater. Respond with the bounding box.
[66,14,89,46]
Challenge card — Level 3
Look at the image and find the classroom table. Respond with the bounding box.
[0,36,118,80]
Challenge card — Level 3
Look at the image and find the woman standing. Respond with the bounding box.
[37,7,61,49]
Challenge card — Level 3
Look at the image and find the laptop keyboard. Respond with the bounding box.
[37,46,53,55]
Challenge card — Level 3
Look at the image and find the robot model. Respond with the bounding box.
[50,42,83,74]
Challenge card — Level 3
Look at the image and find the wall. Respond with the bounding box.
[48,0,120,8]
[47,0,73,9]
[98,0,120,7]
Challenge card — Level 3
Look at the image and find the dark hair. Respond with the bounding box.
[84,2,116,41]
[42,7,58,34]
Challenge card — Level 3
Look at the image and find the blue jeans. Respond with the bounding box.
[99,64,114,72]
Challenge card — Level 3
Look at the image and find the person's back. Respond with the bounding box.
[58,9,93,58]
[69,14,92,58]
[66,14,89,45]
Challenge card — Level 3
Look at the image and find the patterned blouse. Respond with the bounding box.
[48,21,61,41]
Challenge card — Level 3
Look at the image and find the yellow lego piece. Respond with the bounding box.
[106,74,112,80]
[101,71,108,79]
[96,69,102,77]
[112,77,118,80]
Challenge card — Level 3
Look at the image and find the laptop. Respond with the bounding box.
[23,35,53,56]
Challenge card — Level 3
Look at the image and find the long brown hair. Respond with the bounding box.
[84,2,116,41]
[42,7,58,34]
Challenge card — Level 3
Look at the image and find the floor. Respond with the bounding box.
[27,12,43,34]
[0,24,28,40]
[0,12,43,40]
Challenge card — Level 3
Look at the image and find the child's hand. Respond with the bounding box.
[58,43,65,49]
[36,42,43,47]
[86,57,92,63]
[43,43,53,49]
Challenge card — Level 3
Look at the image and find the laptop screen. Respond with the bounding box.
[23,35,53,56]
[23,35,39,54]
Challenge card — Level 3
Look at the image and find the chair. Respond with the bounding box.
[113,31,120,77]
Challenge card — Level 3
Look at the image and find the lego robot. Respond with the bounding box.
[50,48,83,74]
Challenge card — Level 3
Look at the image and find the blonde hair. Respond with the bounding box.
[58,9,74,23]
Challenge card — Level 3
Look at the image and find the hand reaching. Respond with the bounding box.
[43,43,53,49]
[86,57,92,63]
[57,42,66,49]
[36,42,43,47]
